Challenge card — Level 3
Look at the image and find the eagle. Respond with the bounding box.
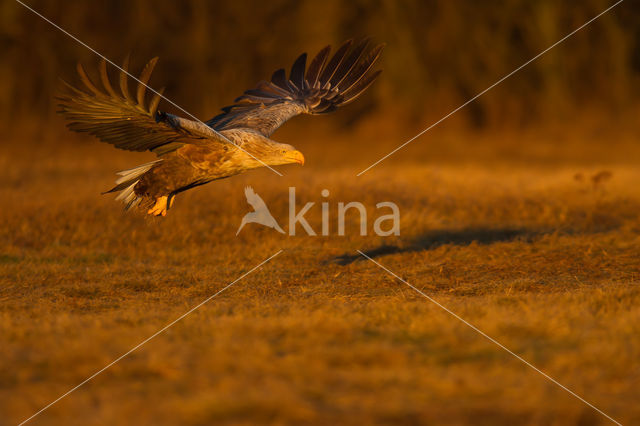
[58,39,384,216]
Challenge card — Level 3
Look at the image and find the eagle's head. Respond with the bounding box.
[239,137,305,168]
[268,142,305,166]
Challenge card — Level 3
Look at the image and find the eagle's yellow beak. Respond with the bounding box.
[285,150,305,165]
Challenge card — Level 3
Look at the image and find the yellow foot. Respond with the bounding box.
[147,196,168,217]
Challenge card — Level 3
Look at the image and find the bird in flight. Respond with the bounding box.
[236,186,285,235]
[58,39,384,216]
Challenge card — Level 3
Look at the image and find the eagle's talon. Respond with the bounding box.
[147,196,168,217]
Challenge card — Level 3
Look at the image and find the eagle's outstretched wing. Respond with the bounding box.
[206,39,384,137]
[58,57,229,156]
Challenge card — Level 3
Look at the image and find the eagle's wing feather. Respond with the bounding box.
[58,57,229,156]
[206,39,384,136]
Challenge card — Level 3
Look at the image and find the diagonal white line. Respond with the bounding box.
[356,0,625,176]
[18,250,284,426]
[357,250,622,426]
[14,0,283,177]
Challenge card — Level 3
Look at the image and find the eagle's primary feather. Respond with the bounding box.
[58,39,384,216]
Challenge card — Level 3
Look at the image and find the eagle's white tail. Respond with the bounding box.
[105,160,161,210]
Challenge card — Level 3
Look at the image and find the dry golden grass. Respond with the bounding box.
[1,124,639,425]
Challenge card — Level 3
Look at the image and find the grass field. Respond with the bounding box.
[1,121,639,425]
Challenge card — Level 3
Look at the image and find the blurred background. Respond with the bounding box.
[0,0,639,166]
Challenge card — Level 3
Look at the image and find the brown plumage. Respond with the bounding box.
[58,39,384,216]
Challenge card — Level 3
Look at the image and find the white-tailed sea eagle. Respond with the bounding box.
[58,39,384,216]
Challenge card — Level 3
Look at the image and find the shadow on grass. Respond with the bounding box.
[332,227,539,265]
